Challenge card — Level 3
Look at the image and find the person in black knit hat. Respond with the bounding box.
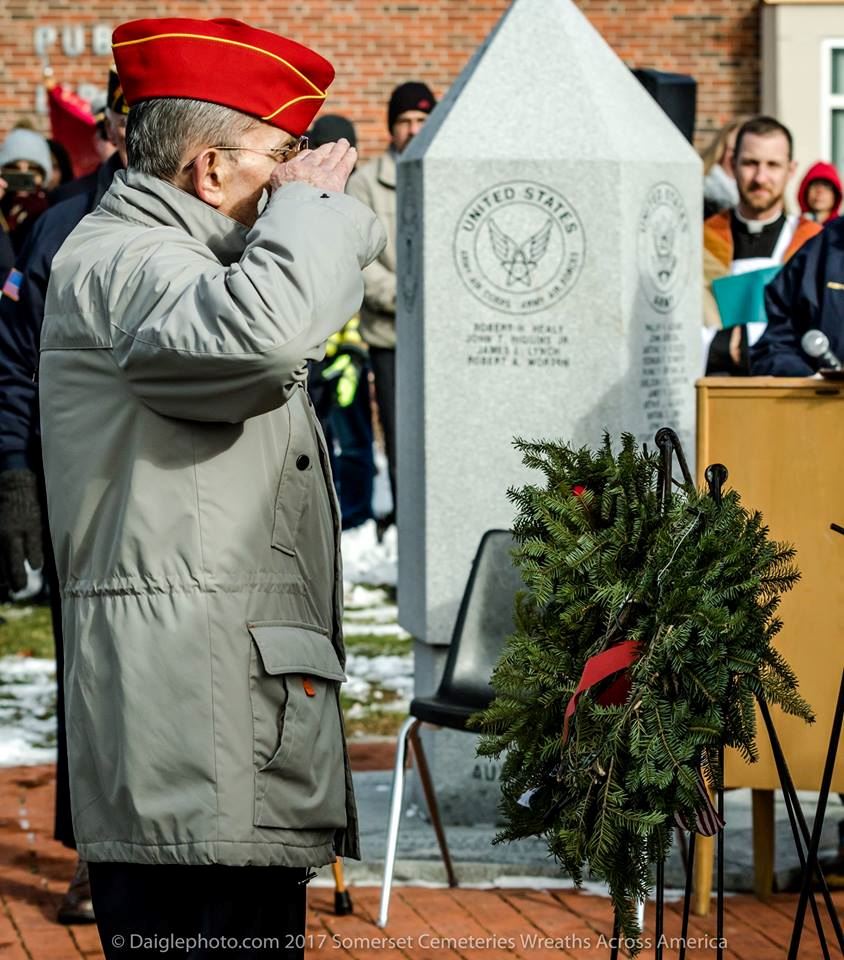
[307,114,377,535]
[347,81,435,532]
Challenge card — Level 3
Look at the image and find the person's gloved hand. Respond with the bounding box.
[0,469,43,593]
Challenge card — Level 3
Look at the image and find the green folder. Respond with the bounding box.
[711,265,781,329]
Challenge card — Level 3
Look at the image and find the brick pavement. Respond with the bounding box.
[0,758,841,959]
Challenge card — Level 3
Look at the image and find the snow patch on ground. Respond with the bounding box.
[0,656,57,766]
[344,585,392,609]
[343,604,399,624]
[343,653,414,703]
[343,622,410,638]
[342,520,397,587]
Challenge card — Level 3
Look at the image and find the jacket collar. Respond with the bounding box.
[93,152,125,207]
[100,168,249,265]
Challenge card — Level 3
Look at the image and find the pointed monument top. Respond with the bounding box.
[405,0,700,163]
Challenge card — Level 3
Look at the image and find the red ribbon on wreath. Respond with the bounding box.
[562,639,640,743]
[561,640,724,836]
[560,481,724,834]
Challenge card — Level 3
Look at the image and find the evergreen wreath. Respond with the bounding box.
[474,434,813,947]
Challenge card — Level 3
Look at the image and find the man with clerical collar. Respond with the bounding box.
[39,17,384,956]
[703,115,821,376]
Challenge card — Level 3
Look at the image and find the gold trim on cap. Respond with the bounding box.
[261,92,325,121]
[111,32,327,97]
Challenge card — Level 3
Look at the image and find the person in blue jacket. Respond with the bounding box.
[751,222,844,375]
[0,71,126,924]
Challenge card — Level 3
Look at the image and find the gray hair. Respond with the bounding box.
[125,98,262,180]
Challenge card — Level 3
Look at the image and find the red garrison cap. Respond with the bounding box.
[112,18,334,136]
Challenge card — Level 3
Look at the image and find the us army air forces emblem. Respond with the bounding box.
[453,181,585,315]
[637,182,690,314]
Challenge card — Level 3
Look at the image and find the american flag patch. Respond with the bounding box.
[1,269,23,302]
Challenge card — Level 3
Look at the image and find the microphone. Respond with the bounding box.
[800,329,843,370]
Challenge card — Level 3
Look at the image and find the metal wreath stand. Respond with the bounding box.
[605,427,844,960]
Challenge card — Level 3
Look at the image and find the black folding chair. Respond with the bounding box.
[377,529,521,927]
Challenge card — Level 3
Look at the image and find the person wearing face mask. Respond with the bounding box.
[38,18,384,957]
[702,116,821,376]
[347,81,436,532]
[0,128,53,255]
[0,66,129,926]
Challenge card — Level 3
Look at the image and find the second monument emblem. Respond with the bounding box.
[637,181,691,314]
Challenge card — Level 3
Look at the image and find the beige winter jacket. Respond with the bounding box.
[347,149,397,348]
[39,169,385,868]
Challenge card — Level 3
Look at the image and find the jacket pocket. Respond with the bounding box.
[248,621,348,830]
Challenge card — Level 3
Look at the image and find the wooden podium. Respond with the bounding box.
[694,377,844,909]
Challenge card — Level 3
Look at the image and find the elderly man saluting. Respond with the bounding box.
[39,18,384,958]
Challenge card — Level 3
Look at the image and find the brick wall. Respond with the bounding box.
[580,0,761,149]
[0,1,759,163]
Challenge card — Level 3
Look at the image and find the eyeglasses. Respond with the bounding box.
[182,136,308,172]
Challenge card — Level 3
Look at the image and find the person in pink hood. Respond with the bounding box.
[798,161,842,224]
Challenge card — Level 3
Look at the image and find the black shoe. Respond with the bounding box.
[375,512,395,543]
[334,889,354,915]
[57,858,95,924]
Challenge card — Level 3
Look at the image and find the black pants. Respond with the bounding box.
[88,862,308,959]
[47,554,75,848]
[329,365,375,530]
[368,346,396,519]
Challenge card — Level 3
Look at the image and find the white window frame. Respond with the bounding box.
[820,38,844,165]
